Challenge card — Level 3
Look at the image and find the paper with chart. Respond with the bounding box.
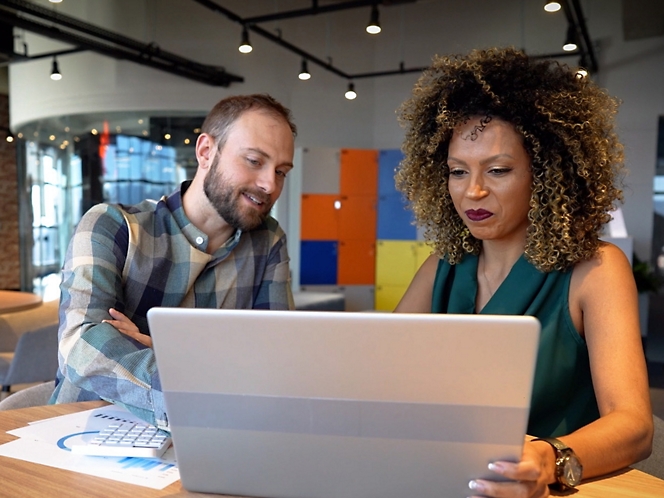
[0,405,179,489]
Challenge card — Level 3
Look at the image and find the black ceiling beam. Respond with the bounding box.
[242,0,416,25]
[192,0,426,81]
[0,0,243,86]
[559,0,597,73]
[568,0,598,73]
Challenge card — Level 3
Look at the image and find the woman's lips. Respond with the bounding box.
[465,209,493,221]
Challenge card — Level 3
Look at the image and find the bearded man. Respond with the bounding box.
[51,94,297,429]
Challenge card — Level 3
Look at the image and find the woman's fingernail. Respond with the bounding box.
[468,480,485,492]
[488,462,504,473]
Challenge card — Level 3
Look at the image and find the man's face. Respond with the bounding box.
[203,109,294,231]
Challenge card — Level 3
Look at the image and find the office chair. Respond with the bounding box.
[0,323,59,394]
[0,380,55,410]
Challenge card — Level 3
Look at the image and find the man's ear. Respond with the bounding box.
[195,133,215,170]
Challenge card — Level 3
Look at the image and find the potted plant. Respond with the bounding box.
[633,254,661,338]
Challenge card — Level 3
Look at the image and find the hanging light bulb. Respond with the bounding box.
[239,26,253,54]
[345,82,357,100]
[544,1,561,12]
[50,56,62,80]
[563,24,578,51]
[366,4,381,34]
[298,59,311,80]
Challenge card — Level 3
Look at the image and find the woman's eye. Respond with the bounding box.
[449,169,466,177]
[489,167,511,175]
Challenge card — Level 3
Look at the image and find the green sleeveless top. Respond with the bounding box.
[432,253,599,437]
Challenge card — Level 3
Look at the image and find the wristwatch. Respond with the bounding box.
[532,437,583,490]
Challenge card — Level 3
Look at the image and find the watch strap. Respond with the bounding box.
[531,437,581,490]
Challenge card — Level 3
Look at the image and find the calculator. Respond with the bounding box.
[71,420,172,458]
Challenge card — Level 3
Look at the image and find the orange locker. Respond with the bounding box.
[338,195,376,241]
[340,149,378,196]
[338,239,376,285]
[300,194,340,240]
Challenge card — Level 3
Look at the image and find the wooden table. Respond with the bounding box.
[0,290,43,314]
[1,401,663,498]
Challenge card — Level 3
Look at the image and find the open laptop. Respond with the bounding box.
[147,308,540,498]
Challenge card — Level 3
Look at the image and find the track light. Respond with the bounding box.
[50,57,62,80]
[366,4,381,35]
[544,1,561,12]
[563,24,578,51]
[298,59,311,80]
[5,132,14,143]
[239,26,252,54]
[345,82,357,100]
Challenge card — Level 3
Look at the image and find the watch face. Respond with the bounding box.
[562,454,583,487]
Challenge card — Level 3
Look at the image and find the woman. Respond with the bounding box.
[394,47,653,497]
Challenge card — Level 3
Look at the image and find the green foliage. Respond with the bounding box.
[632,254,662,294]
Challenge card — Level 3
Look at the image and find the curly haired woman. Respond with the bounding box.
[395,47,653,497]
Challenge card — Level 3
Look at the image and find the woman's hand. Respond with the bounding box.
[468,438,554,498]
[103,308,153,348]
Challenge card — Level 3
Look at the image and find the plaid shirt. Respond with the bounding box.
[50,181,293,429]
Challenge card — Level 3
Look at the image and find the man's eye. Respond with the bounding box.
[276,170,288,178]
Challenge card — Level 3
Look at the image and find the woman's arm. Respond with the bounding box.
[472,243,653,498]
[394,254,439,313]
[560,242,653,475]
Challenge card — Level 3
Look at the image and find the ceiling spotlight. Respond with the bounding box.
[50,57,62,80]
[544,1,561,12]
[345,82,357,100]
[298,59,311,80]
[563,24,578,51]
[366,4,381,34]
[6,133,14,143]
[239,26,253,54]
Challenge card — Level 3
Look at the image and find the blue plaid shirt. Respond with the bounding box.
[50,181,293,429]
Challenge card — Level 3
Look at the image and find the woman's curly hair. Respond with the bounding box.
[395,47,625,272]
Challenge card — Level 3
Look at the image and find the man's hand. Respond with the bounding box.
[103,308,153,348]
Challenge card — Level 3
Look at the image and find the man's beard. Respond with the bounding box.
[203,156,273,231]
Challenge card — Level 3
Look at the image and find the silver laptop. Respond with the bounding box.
[147,308,540,498]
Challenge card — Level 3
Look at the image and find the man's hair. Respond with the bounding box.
[201,94,297,150]
[396,47,625,272]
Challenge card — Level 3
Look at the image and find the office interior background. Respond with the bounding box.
[0,0,663,353]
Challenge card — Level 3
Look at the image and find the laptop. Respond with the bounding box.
[147,308,540,498]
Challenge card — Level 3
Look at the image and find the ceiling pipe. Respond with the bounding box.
[0,0,243,86]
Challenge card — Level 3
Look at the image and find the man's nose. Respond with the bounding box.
[256,168,277,195]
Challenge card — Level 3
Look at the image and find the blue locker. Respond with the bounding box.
[378,149,404,196]
[300,240,338,285]
[377,193,417,240]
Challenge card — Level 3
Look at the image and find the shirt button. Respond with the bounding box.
[195,236,204,245]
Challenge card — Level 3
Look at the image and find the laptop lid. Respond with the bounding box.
[148,308,540,498]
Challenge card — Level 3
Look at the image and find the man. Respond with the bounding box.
[50,94,297,429]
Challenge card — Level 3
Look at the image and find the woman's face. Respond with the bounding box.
[447,116,533,245]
